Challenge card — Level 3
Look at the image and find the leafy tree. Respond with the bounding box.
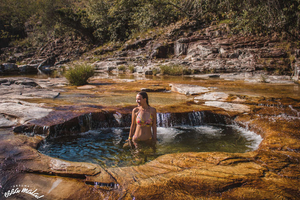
[0,0,36,47]
[1,0,299,48]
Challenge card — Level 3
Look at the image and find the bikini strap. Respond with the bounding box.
[136,109,142,119]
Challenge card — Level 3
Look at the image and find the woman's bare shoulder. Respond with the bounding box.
[132,107,140,114]
[150,106,157,113]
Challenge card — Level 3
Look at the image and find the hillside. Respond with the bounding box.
[0,0,299,78]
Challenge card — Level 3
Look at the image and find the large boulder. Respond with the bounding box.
[18,64,38,74]
[1,63,19,74]
[92,61,117,72]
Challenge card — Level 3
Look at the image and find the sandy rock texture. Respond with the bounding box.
[0,78,299,200]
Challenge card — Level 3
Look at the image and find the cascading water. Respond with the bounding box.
[289,105,300,118]
[38,111,262,168]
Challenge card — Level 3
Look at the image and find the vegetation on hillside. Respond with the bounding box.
[1,0,300,48]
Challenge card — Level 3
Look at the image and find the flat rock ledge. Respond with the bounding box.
[0,77,66,100]
[0,79,299,199]
[0,106,299,199]
[170,83,210,95]
[0,77,67,128]
[194,92,229,101]
[204,101,250,113]
[0,100,52,127]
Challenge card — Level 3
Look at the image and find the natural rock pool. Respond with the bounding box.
[38,124,262,167]
[1,74,299,199]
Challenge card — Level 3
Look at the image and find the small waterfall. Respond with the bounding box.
[156,111,225,127]
[52,123,63,138]
[30,125,49,136]
[188,111,204,126]
[289,105,300,118]
[113,112,122,124]
[43,126,50,135]
[78,113,93,130]
[19,110,231,139]
[157,113,172,127]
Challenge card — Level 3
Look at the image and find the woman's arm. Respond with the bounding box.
[152,108,157,142]
[129,108,137,140]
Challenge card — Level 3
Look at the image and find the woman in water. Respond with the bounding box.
[128,91,157,148]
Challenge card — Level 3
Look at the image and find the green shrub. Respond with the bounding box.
[152,68,160,76]
[128,65,135,73]
[192,69,201,74]
[118,65,126,72]
[183,68,192,75]
[65,64,94,86]
[159,64,185,76]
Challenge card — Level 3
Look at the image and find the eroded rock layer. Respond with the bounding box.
[0,77,299,199]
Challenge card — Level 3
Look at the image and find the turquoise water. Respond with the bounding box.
[38,125,262,167]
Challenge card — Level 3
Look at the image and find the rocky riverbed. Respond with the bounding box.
[0,75,299,199]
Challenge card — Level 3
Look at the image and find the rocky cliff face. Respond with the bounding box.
[111,23,299,75]
[92,22,300,80]
[1,21,299,80]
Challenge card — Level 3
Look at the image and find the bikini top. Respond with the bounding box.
[136,110,153,127]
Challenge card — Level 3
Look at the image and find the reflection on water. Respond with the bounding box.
[57,92,192,107]
[38,125,262,167]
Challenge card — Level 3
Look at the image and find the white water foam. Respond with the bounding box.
[230,125,263,151]
[157,127,183,144]
[112,128,123,145]
[192,125,223,138]
[79,130,101,136]
[157,125,262,151]
[156,125,223,143]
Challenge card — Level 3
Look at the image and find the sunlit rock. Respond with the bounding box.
[1,76,300,199]
[0,100,52,127]
[92,61,117,72]
[204,101,250,113]
[194,92,229,102]
[77,85,97,90]
[0,114,17,127]
[170,83,210,95]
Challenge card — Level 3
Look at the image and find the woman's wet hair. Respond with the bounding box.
[138,91,149,106]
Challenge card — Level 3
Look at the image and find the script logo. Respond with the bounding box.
[2,185,44,199]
